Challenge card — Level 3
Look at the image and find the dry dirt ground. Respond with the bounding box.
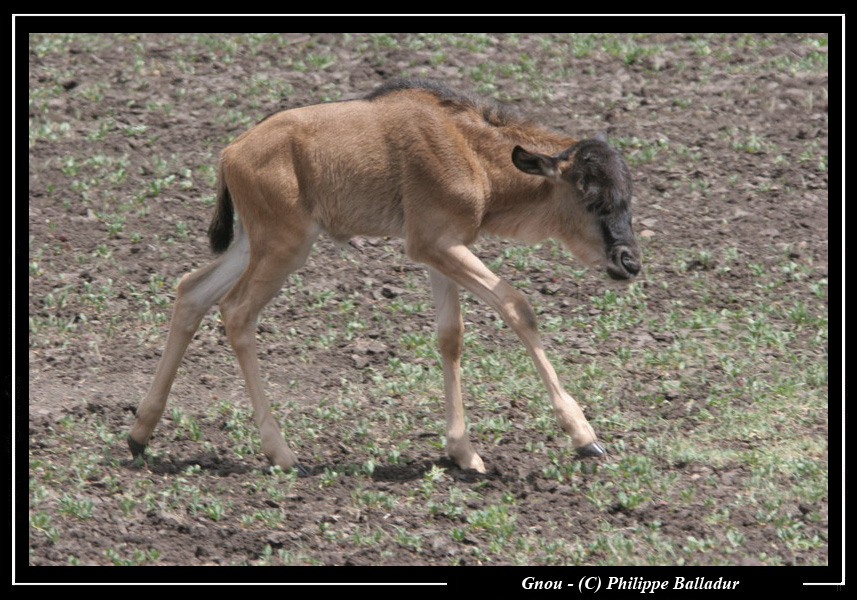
[24,31,836,585]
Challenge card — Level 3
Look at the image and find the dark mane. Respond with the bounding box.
[365,78,527,129]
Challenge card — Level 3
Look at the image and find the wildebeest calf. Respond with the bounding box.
[128,78,641,474]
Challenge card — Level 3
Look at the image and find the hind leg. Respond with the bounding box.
[218,227,319,471]
[128,227,251,457]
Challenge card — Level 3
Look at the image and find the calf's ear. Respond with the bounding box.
[512,146,558,178]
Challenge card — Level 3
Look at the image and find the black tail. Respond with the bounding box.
[208,164,234,254]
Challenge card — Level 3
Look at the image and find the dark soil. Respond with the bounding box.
[25,32,833,581]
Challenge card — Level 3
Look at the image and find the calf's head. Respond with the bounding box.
[512,135,641,280]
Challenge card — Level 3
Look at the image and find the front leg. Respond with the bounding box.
[429,268,486,473]
[422,244,602,456]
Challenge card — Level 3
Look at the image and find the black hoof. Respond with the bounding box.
[127,435,147,457]
[294,463,310,477]
[575,441,605,458]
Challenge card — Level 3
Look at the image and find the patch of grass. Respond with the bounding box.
[28,32,829,568]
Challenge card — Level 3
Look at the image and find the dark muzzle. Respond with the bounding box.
[606,244,641,280]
